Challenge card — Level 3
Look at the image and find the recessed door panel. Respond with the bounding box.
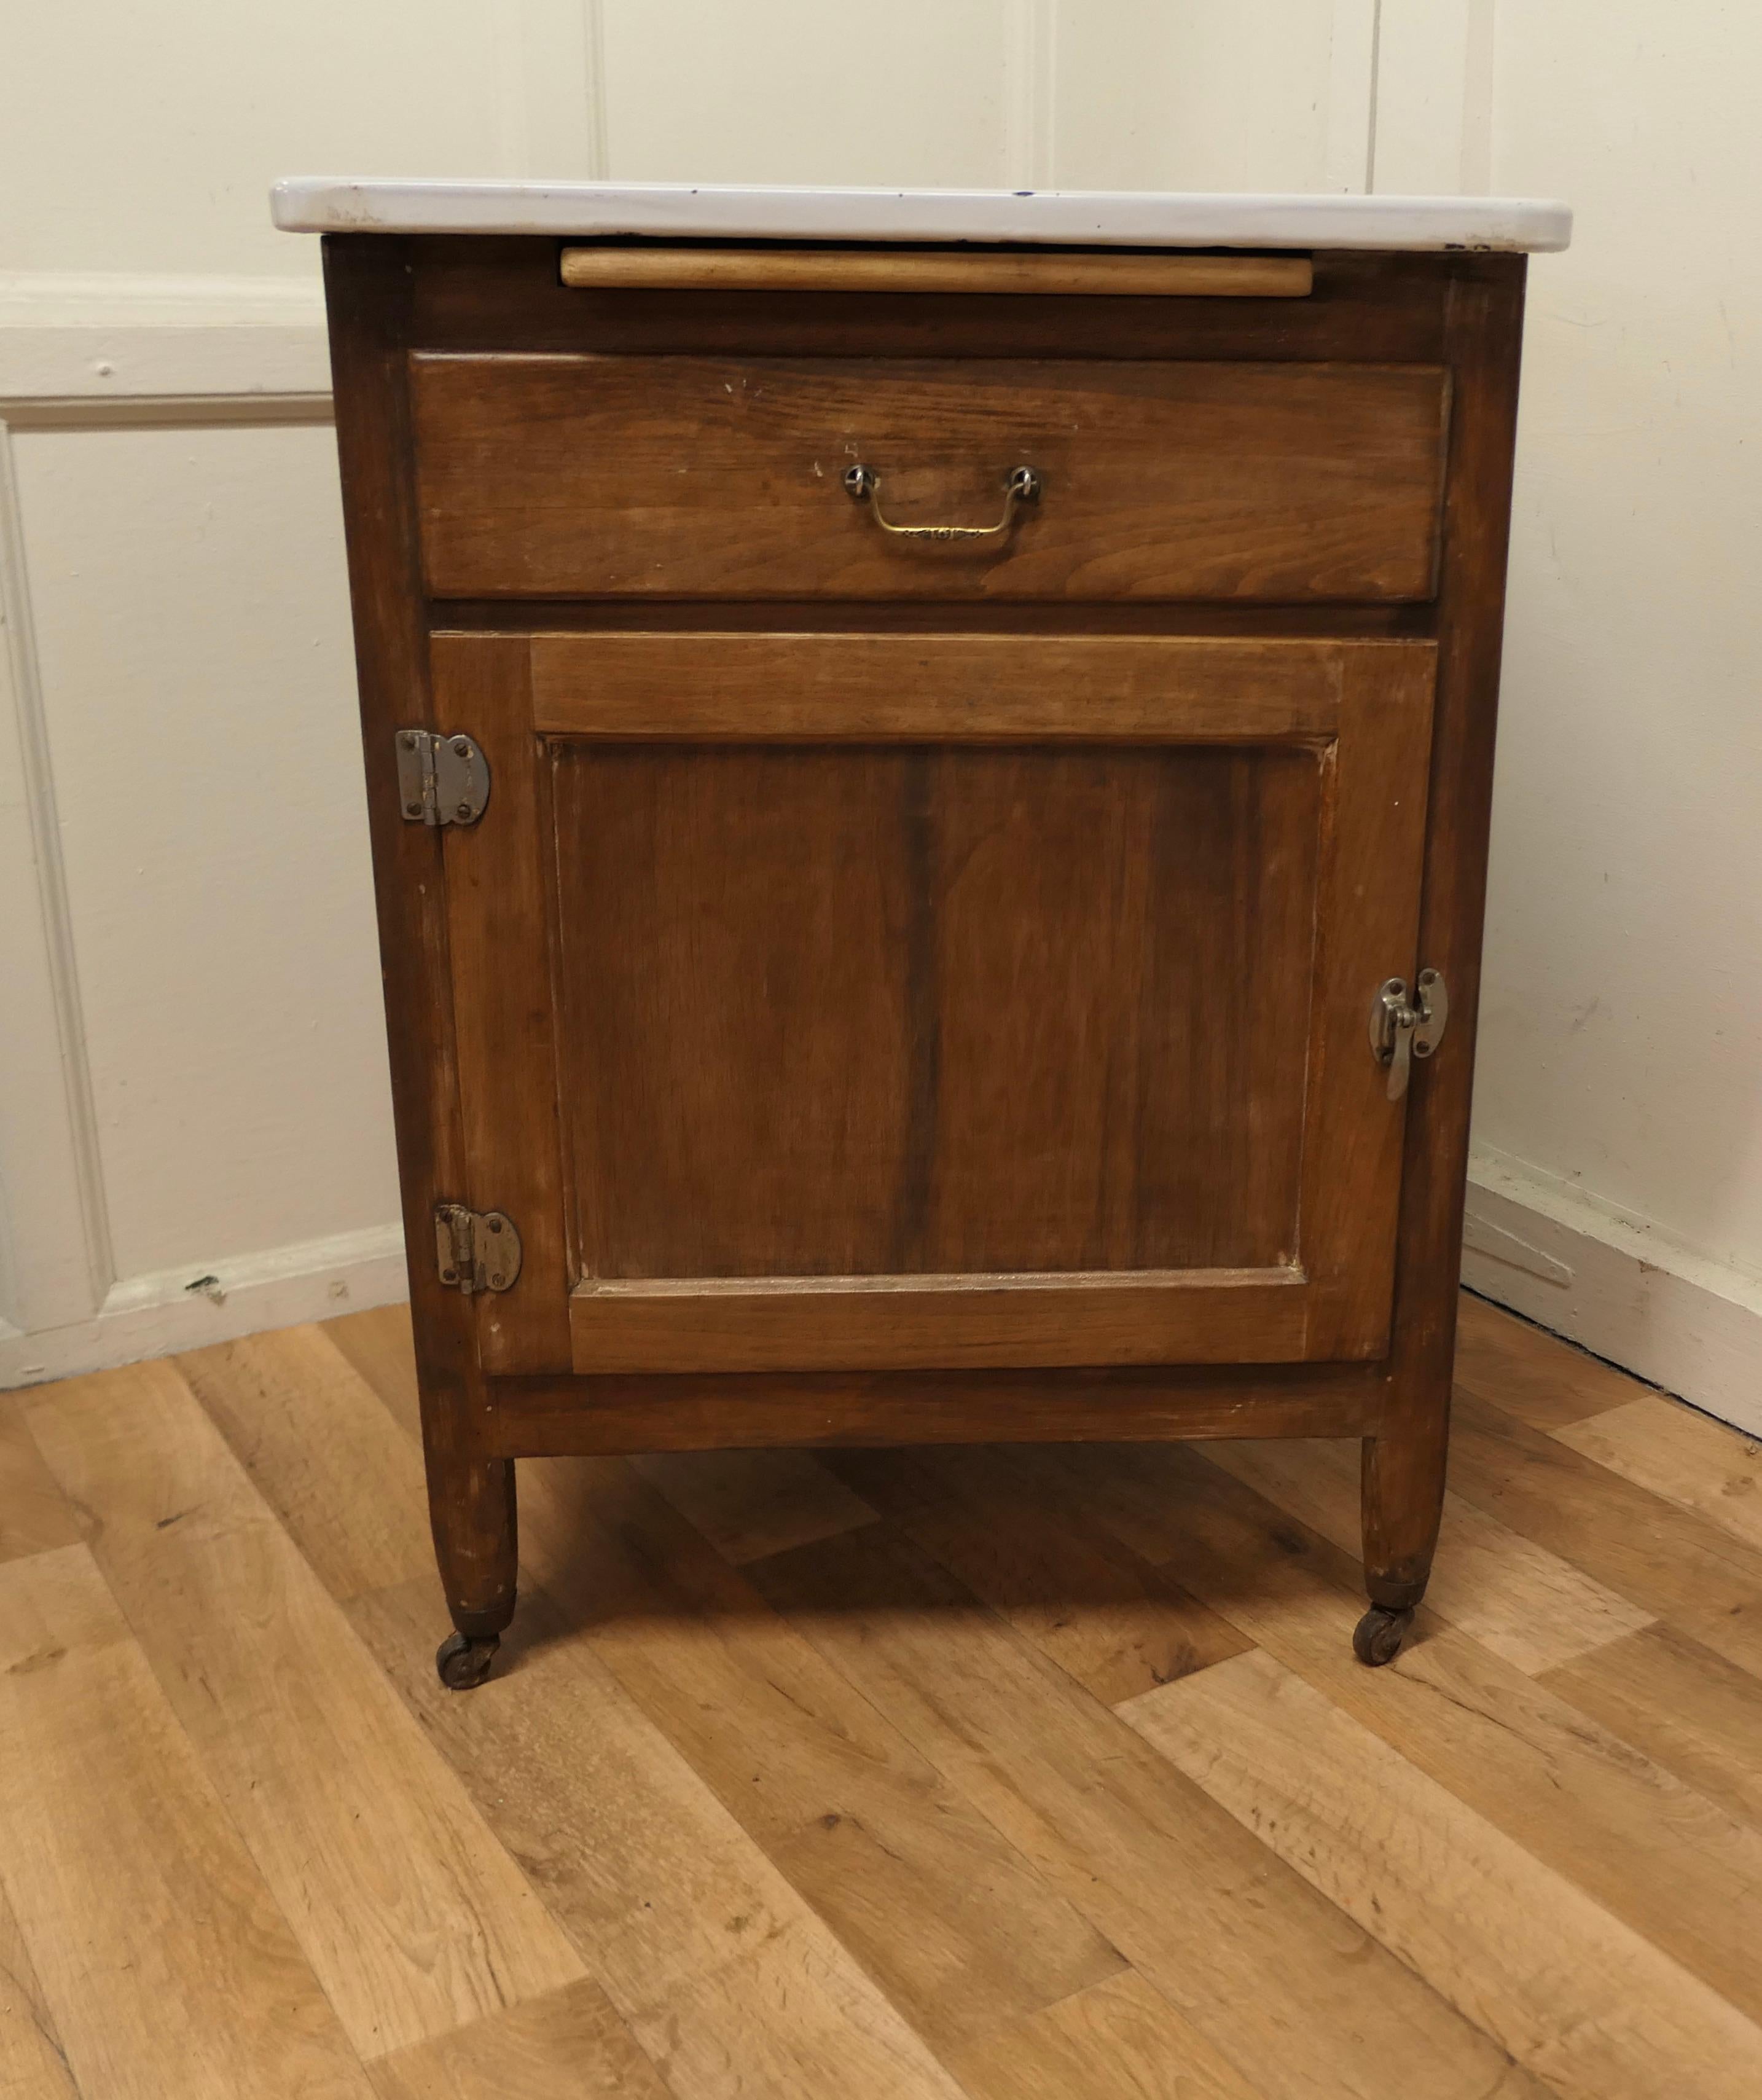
[552,743,1320,1282]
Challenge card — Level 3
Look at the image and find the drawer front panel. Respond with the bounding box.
[411,355,1448,601]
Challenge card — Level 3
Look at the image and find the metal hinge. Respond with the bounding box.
[396,729,490,826]
[434,1204,522,1295]
[1368,969,1449,1101]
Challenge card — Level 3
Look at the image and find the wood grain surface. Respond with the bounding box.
[494,637,1432,1379]
[551,739,1322,1288]
[567,1270,1312,1373]
[411,354,1448,600]
[558,248,1317,298]
[411,238,1450,365]
[431,632,573,1374]
[4,1294,1761,2097]
[528,629,1351,740]
[334,237,1514,1677]
[486,1362,1389,1454]
[17,1360,584,2060]
[0,1543,377,2099]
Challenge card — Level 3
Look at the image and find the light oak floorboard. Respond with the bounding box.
[750,1524,1545,2100]
[327,1304,425,1440]
[367,1977,672,2100]
[0,1542,375,2100]
[1204,1433,1653,1672]
[0,1870,79,2100]
[1648,1591,1762,1679]
[1541,1621,1762,1836]
[821,1444,1251,1702]
[633,1446,880,1564]
[1553,1395,1762,1555]
[512,1455,1130,2056]
[6,1291,1762,2098]
[950,1970,1267,2100]
[1453,1294,1640,1428]
[1127,1648,1762,2100]
[232,1328,1127,2064]
[1447,1386,1762,1680]
[1057,1440,1762,2030]
[348,1575,973,2100]
[180,1323,437,1599]
[19,1359,584,2060]
[0,1397,82,1565]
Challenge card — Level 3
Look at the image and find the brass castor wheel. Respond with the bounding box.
[436,1632,499,1690]
[1353,1605,1414,1667]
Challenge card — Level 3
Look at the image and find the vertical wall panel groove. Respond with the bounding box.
[0,418,116,1322]
[1006,1,1057,189]
[584,0,612,178]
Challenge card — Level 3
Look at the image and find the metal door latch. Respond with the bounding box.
[396,729,490,826]
[1368,969,1449,1101]
[434,1204,522,1295]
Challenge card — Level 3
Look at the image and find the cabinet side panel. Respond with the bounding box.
[321,238,480,1427]
[1376,257,1529,1561]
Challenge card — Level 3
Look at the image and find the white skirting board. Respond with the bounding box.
[1463,1148,1762,1440]
[0,1224,407,1389]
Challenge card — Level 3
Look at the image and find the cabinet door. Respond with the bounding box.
[433,632,1433,1376]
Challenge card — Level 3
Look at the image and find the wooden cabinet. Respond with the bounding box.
[316,215,1532,1687]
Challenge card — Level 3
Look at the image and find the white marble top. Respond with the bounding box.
[272,180,1570,254]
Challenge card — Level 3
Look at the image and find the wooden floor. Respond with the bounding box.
[4,1297,1762,2098]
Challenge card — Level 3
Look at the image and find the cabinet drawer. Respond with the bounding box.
[410,353,1449,602]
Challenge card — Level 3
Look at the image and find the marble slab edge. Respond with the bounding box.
[272,179,1572,254]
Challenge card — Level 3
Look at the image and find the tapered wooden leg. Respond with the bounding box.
[423,1422,517,1690]
[1355,1395,1448,1666]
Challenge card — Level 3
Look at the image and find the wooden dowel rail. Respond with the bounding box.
[559,246,1314,298]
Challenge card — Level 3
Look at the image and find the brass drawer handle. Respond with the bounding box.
[843,463,1040,543]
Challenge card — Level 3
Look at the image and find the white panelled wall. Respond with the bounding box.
[4,5,1758,1430]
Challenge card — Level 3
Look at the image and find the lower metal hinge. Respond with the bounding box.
[434,1204,522,1295]
[396,729,490,826]
[1369,969,1449,1102]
